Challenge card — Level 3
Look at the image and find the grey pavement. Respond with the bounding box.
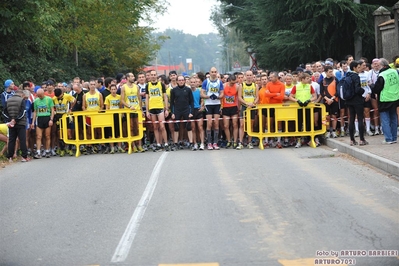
[325,131,399,179]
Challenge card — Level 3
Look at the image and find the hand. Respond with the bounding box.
[188,113,193,118]
[31,123,35,130]
[49,120,53,126]
[297,100,304,107]
[146,112,151,119]
[164,110,169,117]
[171,113,175,120]
[303,100,310,107]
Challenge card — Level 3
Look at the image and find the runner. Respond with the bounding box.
[145,70,170,151]
[221,74,239,148]
[121,73,143,152]
[52,88,75,156]
[170,75,194,151]
[31,89,55,158]
[237,70,258,149]
[201,67,224,150]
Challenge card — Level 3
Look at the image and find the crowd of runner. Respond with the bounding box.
[1,55,399,162]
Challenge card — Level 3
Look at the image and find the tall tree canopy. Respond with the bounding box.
[0,0,165,83]
[217,0,397,70]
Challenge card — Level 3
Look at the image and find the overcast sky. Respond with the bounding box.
[150,0,219,36]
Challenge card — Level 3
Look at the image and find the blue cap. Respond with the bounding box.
[34,85,41,93]
[4,79,13,88]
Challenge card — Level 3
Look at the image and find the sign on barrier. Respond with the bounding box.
[59,109,144,157]
[245,103,328,149]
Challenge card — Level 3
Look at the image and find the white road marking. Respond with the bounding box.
[111,152,168,263]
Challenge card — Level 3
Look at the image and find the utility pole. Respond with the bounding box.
[354,0,362,59]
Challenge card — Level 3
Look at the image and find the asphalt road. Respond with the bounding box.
[1,146,398,266]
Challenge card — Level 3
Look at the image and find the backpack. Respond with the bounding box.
[337,75,355,101]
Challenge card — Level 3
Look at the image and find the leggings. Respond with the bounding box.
[348,104,365,141]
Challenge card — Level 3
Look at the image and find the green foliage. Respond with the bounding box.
[0,0,166,86]
[218,0,395,70]
[153,29,222,74]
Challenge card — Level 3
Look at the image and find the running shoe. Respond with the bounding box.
[192,143,198,151]
[213,143,220,150]
[325,131,331,138]
[331,131,338,138]
[295,141,301,148]
[207,143,213,150]
[21,157,31,162]
[199,143,205,150]
[366,130,374,136]
[354,131,359,137]
[236,143,243,150]
[226,142,232,149]
[132,146,138,153]
[276,142,282,149]
[248,143,254,149]
[164,144,170,152]
[46,152,51,158]
[315,137,321,147]
[118,146,126,153]
[374,129,380,135]
[137,146,144,153]
[59,150,65,157]
[110,147,115,154]
[340,130,346,137]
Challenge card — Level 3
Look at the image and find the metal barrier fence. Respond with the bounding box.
[245,103,328,149]
[59,109,144,157]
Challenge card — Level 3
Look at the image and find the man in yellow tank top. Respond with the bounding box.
[237,70,258,150]
[121,73,144,153]
[145,70,170,151]
[82,80,103,154]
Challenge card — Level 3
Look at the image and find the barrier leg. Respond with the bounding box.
[76,144,81,157]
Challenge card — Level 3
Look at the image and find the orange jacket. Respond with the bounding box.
[265,80,285,103]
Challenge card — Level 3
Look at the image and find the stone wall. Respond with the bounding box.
[373,2,399,61]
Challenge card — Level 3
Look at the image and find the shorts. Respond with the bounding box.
[205,105,221,115]
[240,105,256,119]
[192,108,204,120]
[36,116,51,129]
[222,106,238,117]
[173,111,192,131]
[364,99,372,109]
[338,98,346,109]
[325,101,339,116]
[54,113,72,130]
[149,108,164,115]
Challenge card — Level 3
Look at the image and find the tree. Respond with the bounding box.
[0,0,167,84]
[218,0,397,70]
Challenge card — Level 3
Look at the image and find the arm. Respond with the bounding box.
[120,86,128,108]
[99,93,104,110]
[82,94,87,111]
[372,76,384,95]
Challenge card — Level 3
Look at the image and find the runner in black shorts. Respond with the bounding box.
[170,75,195,151]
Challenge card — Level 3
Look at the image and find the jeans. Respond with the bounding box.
[380,105,398,142]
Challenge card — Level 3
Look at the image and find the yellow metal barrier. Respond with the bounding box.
[59,109,144,157]
[245,103,327,149]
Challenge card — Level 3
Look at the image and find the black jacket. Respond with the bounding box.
[345,71,364,106]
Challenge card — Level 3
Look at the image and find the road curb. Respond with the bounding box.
[326,139,399,180]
